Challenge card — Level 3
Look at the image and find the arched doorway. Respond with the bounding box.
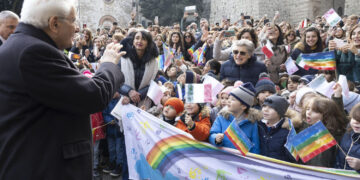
[99,15,117,30]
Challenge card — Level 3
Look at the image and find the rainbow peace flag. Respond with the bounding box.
[162,43,174,71]
[192,43,207,66]
[146,134,229,175]
[291,121,337,163]
[187,45,195,58]
[296,51,336,70]
[224,120,254,156]
[284,119,299,161]
[156,54,165,70]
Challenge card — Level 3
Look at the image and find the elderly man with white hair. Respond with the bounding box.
[0,0,125,179]
[0,10,19,46]
[219,39,267,86]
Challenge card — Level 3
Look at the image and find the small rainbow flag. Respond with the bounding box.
[296,51,336,71]
[156,54,165,70]
[192,43,207,66]
[187,45,195,58]
[291,121,337,163]
[162,43,174,71]
[224,120,254,156]
[284,119,299,161]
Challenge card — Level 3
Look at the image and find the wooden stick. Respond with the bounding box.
[336,143,347,156]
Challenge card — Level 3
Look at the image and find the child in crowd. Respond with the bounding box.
[202,59,221,80]
[177,103,211,141]
[209,86,234,124]
[160,97,184,126]
[254,74,276,110]
[300,96,347,167]
[102,95,127,178]
[258,95,298,162]
[209,83,261,154]
[335,103,360,172]
[165,64,180,82]
[287,75,301,92]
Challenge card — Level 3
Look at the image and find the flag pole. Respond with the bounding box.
[336,143,347,156]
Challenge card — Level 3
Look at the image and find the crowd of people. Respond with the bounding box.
[1,1,360,179]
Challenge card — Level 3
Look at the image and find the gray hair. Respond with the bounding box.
[20,0,75,29]
[0,11,19,23]
[232,39,255,55]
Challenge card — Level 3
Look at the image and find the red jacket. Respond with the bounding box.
[176,107,211,141]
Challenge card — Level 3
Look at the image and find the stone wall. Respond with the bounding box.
[209,0,346,27]
[345,0,360,16]
[75,0,132,32]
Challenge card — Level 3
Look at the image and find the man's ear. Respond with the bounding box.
[48,16,59,33]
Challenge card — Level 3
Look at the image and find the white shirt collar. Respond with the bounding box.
[261,118,283,128]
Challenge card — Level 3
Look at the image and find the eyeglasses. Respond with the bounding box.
[233,50,247,56]
[185,36,191,38]
[58,16,76,24]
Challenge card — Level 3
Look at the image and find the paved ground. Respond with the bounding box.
[94,172,122,180]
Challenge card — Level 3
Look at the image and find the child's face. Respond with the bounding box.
[227,95,246,114]
[203,62,210,75]
[262,105,280,122]
[287,79,298,92]
[184,103,200,115]
[220,93,229,108]
[305,101,323,125]
[177,74,185,85]
[160,92,171,105]
[167,67,177,78]
[163,105,177,119]
[350,118,360,133]
[257,91,273,106]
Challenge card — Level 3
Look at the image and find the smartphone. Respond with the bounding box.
[244,16,250,19]
[264,19,270,25]
[224,30,235,37]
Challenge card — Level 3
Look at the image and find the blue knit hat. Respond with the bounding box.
[230,82,256,107]
[255,77,276,97]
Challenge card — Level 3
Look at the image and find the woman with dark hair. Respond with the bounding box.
[183,31,196,61]
[260,24,289,83]
[168,31,190,61]
[291,27,323,76]
[119,29,159,109]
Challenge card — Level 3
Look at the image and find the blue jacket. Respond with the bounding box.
[209,109,261,154]
[219,55,267,86]
[335,131,360,173]
[102,98,122,137]
[258,118,295,162]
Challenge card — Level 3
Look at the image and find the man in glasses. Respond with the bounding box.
[0,0,125,179]
[219,39,267,86]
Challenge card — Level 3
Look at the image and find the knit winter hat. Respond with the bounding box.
[255,77,276,97]
[263,94,289,117]
[220,86,234,96]
[185,70,200,84]
[164,98,184,115]
[300,75,315,85]
[230,82,256,107]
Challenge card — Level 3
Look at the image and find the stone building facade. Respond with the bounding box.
[345,0,360,16]
[75,0,133,31]
[209,0,346,26]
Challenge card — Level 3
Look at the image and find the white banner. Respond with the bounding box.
[111,104,360,180]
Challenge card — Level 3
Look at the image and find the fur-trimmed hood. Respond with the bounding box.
[280,109,302,130]
[218,106,263,123]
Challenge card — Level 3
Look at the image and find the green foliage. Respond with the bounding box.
[139,0,204,26]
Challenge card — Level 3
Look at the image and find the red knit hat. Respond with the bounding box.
[164,98,184,115]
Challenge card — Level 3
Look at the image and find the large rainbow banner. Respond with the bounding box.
[111,104,360,180]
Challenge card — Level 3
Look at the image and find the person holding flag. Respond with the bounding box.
[258,95,301,162]
[209,83,261,154]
